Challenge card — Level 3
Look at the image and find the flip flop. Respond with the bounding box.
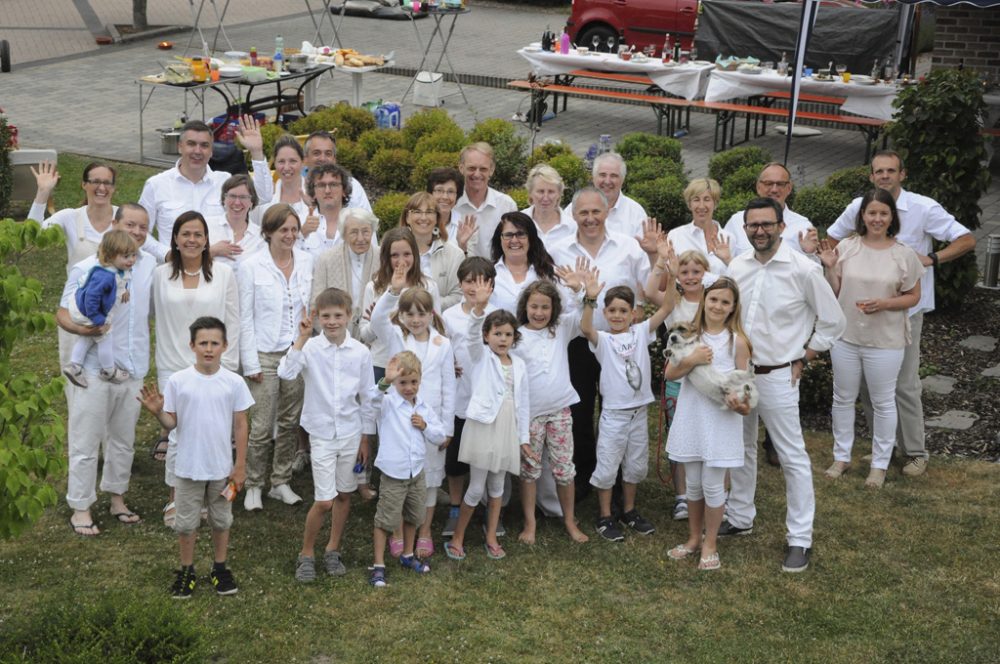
[444,541,466,561]
[69,518,99,537]
[484,542,506,560]
[698,552,722,571]
[110,510,141,525]
[150,436,169,462]
[667,544,699,560]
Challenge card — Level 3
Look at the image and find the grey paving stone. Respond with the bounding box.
[959,335,997,352]
[921,375,956,395]
[925,411,979,431]
[981,364,1000,378]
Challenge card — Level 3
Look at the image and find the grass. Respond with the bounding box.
[3,154,1000,662]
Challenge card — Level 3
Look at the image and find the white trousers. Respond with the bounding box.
[831,341,904,470]
[464,466,506,506]
[590,406,649,489]
[727,368,815,548]
[66,377,141,511]
[684,462,728,508]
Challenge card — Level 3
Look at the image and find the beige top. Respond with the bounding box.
[834,236,925,349]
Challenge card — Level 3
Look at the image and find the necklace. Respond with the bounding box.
[274,253,293,270]
[182,268,201,277]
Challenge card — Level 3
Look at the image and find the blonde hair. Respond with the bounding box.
[692,277,752,356]
[525,163,565,195]
[97,230,138,266]
[393,350,422,378]
[677,249,710,271]
[460,142,495,165]
[683,177,722,205]
[390,287,446,337]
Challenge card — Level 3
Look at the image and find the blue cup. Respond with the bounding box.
[804,67,814,78]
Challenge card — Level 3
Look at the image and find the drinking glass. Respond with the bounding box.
[607,35,616,53]
[592,35,601,52]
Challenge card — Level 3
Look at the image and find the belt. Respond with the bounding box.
[754,362,792,375]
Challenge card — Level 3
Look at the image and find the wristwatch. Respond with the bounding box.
[929,252,939,268]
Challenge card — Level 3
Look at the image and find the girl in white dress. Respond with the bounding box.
[664,277,752,571]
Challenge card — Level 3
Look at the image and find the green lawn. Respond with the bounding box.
[2,154,1000,662]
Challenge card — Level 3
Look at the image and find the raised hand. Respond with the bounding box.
[384,355,402,383]
[301,205,320,238]
[713,232,732,265]
[389,263,408,295]
[298,313,313,339]
[137,383,164,414]
[472,274,493,310]
[456,215,478,252]
[636,217,662,255]
[818,239,838,269]
[236,114,265,160]
[583,266,604,299]
[800,228,820,255]
[30,161,60,201]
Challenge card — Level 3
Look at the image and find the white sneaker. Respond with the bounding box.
[268,483,302,505]
[244,487,263,512]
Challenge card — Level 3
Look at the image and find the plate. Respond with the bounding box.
[850,75,875,85]
[810,74,835,82]
[218,66,242,77]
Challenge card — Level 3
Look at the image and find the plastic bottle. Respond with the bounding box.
[662,34,672,62]
[275,34,284,60]
[273,51,283,73]
[560,30,570,55]
[249,46,258,66]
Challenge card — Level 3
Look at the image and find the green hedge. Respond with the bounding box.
[628,174,688,231]
[707,146,771,186]
[616,132,683,164]
[467,118,527,191]
[372,191,410,237]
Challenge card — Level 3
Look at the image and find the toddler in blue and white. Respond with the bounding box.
[63,230,138,388]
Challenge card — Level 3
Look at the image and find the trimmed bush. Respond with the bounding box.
[547,153,590,206]
[716,191,757,228]
[628,175,688,231]
[506,187,530,210]
[824,165,871,200]
[413,125,466,159]
[616,132,683,164]
[792,185,851,234]
[261,123,289,161]
[624,156,686,190]
[372,192,410,237]
[409,151,460,192]
[335,139,367,179]
[357,128,405,161]
[287,103,375,140]
[721,163,760,199]
[467,118,527,191]
[402,108,461,151]
[798,355,833,415]
[527,141,575,168]
[707,146,772,186]
[369,148,416,192]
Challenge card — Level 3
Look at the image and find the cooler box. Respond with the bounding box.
[10,148,58,204]
[413,71,443,107]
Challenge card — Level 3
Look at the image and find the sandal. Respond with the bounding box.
[162,501,176,528]
[444,541,466,561]
[399,555,431,574]
[69,517,99,537]
[388,537,404,558]
[698,552,722,571]
[667,544,699,560]
[150,436,169,462]
[484,542,506,560]
[110,510,141,525]
[415,537,434,558]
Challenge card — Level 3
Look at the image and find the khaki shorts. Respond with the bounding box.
[174,477,233,534]
[374,471,426,532]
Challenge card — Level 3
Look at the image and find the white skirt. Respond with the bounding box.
[458,398,520,475]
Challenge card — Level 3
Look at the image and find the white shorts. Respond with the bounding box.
[590,406,649,489]
[424,440,447,489]
[310,434,362,502]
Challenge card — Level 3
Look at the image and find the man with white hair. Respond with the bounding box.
[592,152,648,239]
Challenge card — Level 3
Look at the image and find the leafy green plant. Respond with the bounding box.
[716,192,757,227]
[368,148,416,192]
[527,141,575,168]
[287,103,376,141]
[615,132,683,164]
[371,191,410,237]
[467,118,527,191]
[506,187,530,210]
[413,125,466,159]
[260,123,289,161]
[628,174,688,231]
[792,185,851,234]
[886,68,991,310]
[401,108,461,151]
[707,146,772,186]
[0,109,15,218]
[623,156,686,192]
[824,164,871,200]
[547,153,589,207]
[335,138,368,179]
[721,163,760,198]
[0,219,66,539]
[409,150,460,192]
[798,355,833,415]
[357,128,406,160]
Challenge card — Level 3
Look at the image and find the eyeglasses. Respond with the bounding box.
[225,194,252,202]
[500,231,528,241]
[432,186,457,196]
[758,180,790,188]
[85,179,115,187]
[315,181,343,190]
[408,209,437,216]
[745,222,779,232]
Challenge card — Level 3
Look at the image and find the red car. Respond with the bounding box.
[565,0,699,55]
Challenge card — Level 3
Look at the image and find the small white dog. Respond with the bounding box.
[663,323,758,409]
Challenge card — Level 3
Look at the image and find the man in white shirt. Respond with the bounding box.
[549,187,656,501]
[726,198,845,573]
[453,142,517,258]
[592,152,648,239]
[723,162,818,259]
[826,150,975,477]
[56,203,155,536]
[140,118,274,261]
[301,131,371,211]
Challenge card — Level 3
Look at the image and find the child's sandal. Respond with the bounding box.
[388,537,404,558]
[667,544,699,560]
[484,542,506,560]
[415,537,434,558]
[399,555,431,574]
[698,552,721,571]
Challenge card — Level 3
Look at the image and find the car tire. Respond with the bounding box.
[577,24,618,54]
[0,40,10,73]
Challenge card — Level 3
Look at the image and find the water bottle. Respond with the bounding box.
[273,51,283,73]
[275,34,284,60]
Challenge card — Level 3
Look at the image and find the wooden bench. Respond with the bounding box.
[546,69,662,115]
[508,79,692,136]
[691,100,887,162]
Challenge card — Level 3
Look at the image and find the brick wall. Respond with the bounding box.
[930,7,1000,81]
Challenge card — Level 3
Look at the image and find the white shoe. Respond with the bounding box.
[244,487,263,511]
[268,483,302,505]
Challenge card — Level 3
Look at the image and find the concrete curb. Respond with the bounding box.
[107,24,190,46]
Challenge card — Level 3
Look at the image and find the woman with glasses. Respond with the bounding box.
[426,167,471,251]
[666,178,736,278]
[311,208,380,339]
[206,175,264,275]
[489,211,560,313]
[399,191,464,310]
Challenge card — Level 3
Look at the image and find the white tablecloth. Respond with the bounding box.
[704,69,899,121]
[517,48,714,101]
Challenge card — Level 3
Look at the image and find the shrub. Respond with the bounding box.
[260,123,289,161]
[624,156,686,190]
[792,185,851,234]
[547,153,590,206]
[372,191,410,237]
[335,139,367,178]
[467,118,527,190]
[615,132,683,164]
[357,128,405,160]
[1,591,208,662]
[402,108,461,151]
[506,187,530,210]
[628,175,688,231]
[527,141,575,168]
[413,125,466,159]
[368,148,416,192]
[886,68,989,310]
[0,110,15,217]
[707,146,772,185]
[716,191,757,227]
[287,103,376,140]
[409,150,460,191]
[721,163,760,199]
[824,164,871,200]
[798,355,833,415]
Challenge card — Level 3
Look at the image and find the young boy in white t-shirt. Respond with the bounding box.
[278,288,378,582]
[138,316,254,598]
[579,279,672,543]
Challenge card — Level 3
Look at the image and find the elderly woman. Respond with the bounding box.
[311,207,380,338]
[399,191,464,310]
[666,178,735,277]
[257,135,309,224]
[152,211,241,525]
[426,167,465,244]
[206,174,265,274]
[522,164,577,247]
[299,163,354,258]
[238,203,313,511]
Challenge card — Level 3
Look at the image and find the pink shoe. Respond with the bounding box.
[416,537,434,558]
[389,537,404,558]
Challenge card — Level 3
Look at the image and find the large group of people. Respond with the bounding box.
[32,115,975,595]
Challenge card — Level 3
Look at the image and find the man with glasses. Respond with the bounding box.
[724,198,845,573]
[297,131,371,211]
[299,164,358,257]
[140,117,274,261]
[724,162,818,259]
